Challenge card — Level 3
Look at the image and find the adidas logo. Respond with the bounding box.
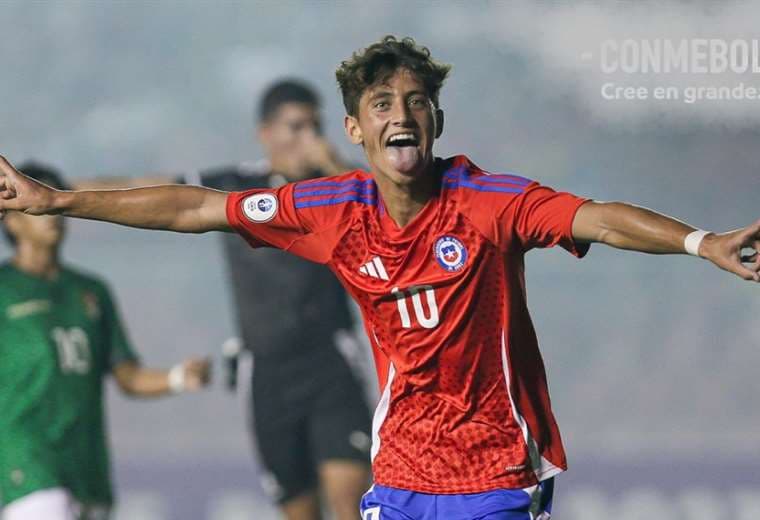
[358,256,389,280]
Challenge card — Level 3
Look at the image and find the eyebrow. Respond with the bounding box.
[367,89,428,102]
[368,90,393,101]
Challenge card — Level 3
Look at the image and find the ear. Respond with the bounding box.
[257,123,270,146]
[258,124,277,157]
[344,115,363,145]
[434,108,444,139]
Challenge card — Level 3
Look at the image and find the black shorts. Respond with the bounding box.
[250,354,372,504]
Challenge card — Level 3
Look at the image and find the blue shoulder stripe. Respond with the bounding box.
[443,179,524,194]
[466,173,532,186]
[294,184,375,198]
[294,179,373,190]
[295,194,376,209]
[442,165,528,194]
[443,170,532,186]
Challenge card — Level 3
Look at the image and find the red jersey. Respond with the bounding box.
[226,155,590,494]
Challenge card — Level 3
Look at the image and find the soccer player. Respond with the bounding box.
[1,37,759,519]
[0,164,211,520]
[76,79,374,520]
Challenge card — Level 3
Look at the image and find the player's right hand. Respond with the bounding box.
[0,155,59,219]
[302,133,335,167]
[300,133,345,176]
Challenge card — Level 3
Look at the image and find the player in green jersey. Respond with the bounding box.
[0,163,211,520]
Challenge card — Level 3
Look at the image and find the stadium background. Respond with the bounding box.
[1,1,759,518]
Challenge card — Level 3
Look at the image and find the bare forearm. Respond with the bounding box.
[114,358,211,397]
[574,201,698,254]
[74,175,173,190]
[0,156,227,231]
[53,185,228,233]
[116,365,172,398]
[573,200,760,282]
[128,368,173,397]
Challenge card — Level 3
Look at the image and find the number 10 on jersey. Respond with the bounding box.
[391,285,440,329]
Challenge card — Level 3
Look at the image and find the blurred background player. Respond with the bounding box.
[77,80,373,520]
[0,163,211,520]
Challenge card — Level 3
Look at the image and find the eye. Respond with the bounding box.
[409,97,427,107]
[374,101,389,110]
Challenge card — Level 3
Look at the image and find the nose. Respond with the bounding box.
[390,99,414,127]
[297,124,316,140]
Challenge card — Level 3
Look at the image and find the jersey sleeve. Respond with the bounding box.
[225,182,338,264]
[98,284,140,372]
[462,177,591,257]
[506,182,591,257]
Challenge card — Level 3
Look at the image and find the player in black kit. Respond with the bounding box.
[77,80,372,520]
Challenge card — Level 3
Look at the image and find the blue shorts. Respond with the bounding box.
[360,478,554,520]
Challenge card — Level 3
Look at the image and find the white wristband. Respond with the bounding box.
[168,364,186,394]
[684,229,710,257]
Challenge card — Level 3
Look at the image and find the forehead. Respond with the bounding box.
[362,68,427,100]
[267,102,320,124]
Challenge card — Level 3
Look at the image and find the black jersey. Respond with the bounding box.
[182,162,353,361]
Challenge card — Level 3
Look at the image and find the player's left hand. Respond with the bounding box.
[700,219,760,282]
[181,357,212,391]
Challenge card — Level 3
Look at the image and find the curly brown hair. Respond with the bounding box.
[335,35,452,117]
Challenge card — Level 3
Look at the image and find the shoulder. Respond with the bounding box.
[291,169,375,204]
[288,169,377,231]
[60,265,112,297]
[441,154,535,212]
[442,154,534,197]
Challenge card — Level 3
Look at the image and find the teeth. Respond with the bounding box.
[388,133,417,143]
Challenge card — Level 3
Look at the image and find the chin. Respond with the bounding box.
[399,167,426,180]
[383,167,423,185]
[386,159,430,179]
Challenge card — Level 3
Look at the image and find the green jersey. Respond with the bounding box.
[0,262,138,507]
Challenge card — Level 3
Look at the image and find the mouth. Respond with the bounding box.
[385,132,419,148]
[383,132,424,175]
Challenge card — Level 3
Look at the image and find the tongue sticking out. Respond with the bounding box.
[386,145,421,174]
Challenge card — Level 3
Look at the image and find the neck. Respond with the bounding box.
[373,160,438,228]
[13,242,60,279]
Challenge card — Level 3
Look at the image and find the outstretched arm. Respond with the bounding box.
[113,358,211,398]
[74,174,174,190]
[0,156,229,233]
[572,201,760,282]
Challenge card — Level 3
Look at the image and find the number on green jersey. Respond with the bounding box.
[52,326,91,374]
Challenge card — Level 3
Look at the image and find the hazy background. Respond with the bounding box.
[1,1,759,518]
